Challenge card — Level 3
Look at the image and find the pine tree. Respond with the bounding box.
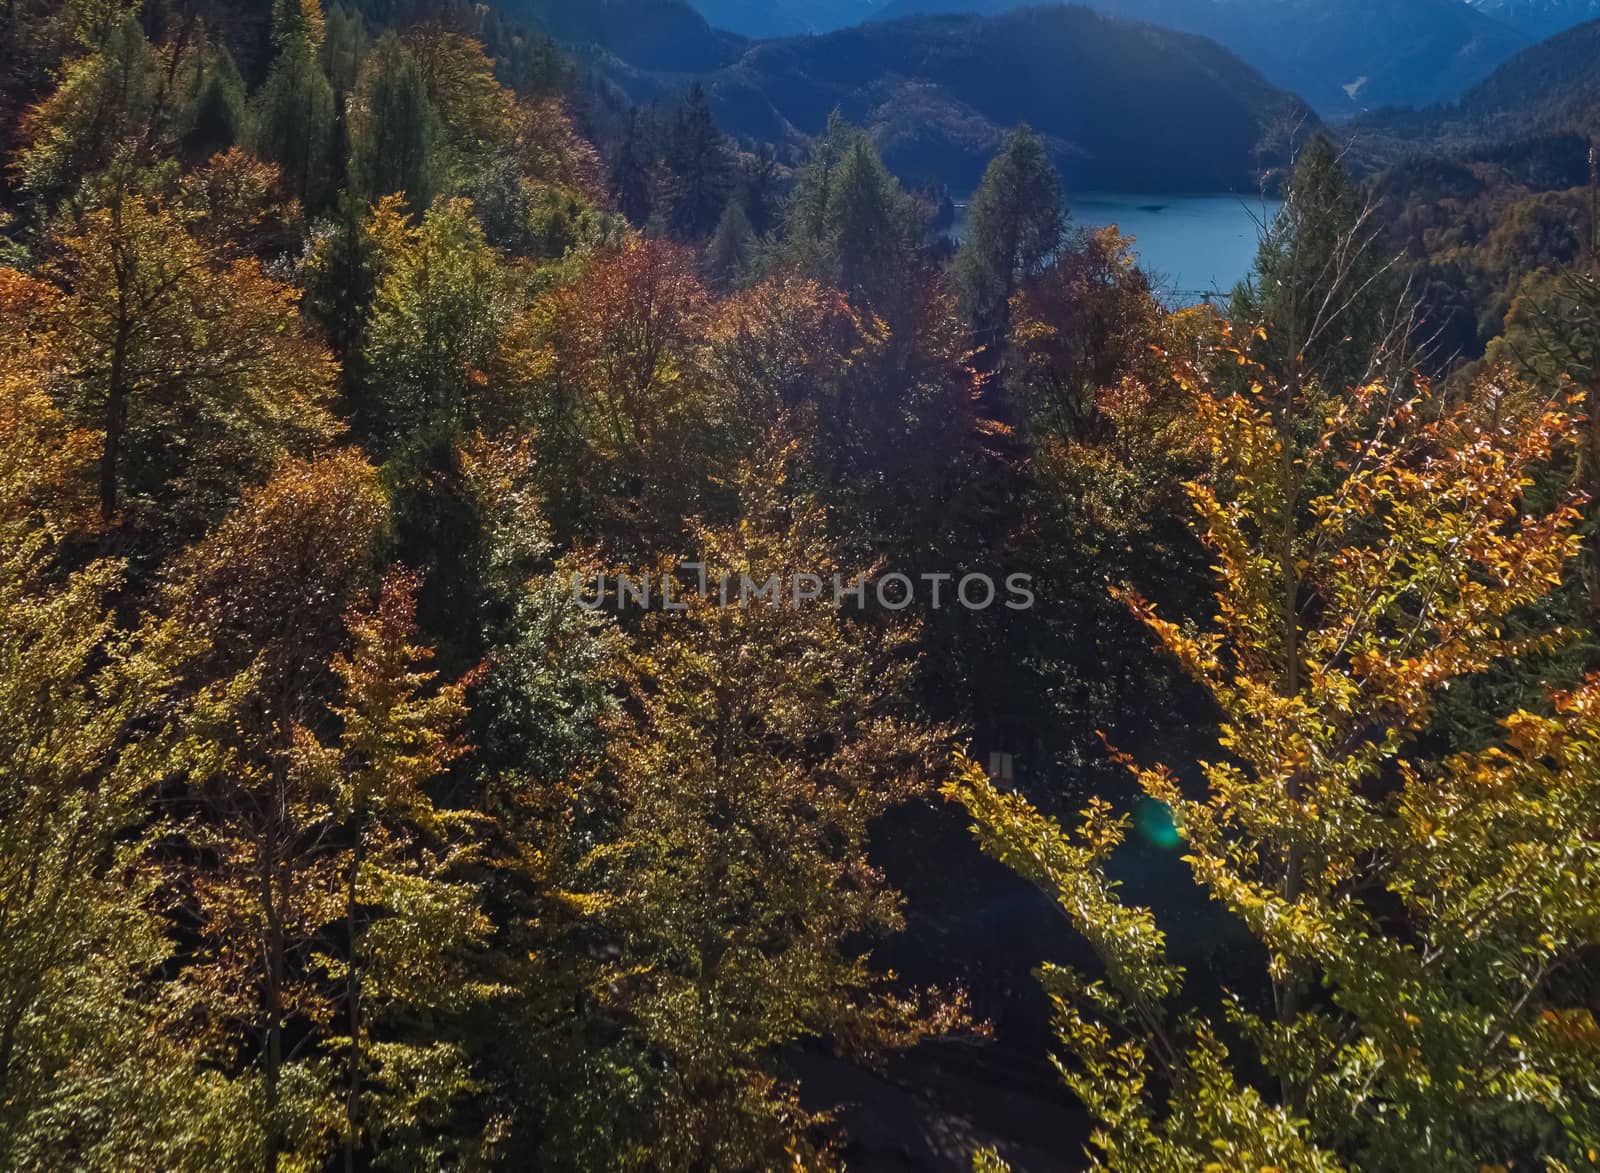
[657,83,734,242]
[270,0,325,52]
[183,46,247,161]
[823,135,920,315]
[734,143,781,237]
[702,196,755,291]
[16,13,166,216]
[780,117,920,322]
[320,3,367,101]
[1230,134,1404,396]
[953,124,1065,346]
[786,109,854,248]
[609,108,655,229]
[251,5,337,210]
[347,31,441,214]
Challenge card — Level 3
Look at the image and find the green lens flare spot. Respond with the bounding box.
[1134,798,1182,850]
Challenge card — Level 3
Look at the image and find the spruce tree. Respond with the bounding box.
[609,108,655,229]
[250,7,337,210]
[953,124,1065,344]
[703,196,756,291]
[657,83,733,241]
[777,117,922,322]
[1230,134,1404,394]
[347,32,441,214]
[320,3,367,100]
[183,46,246,161]
[822,134,919,314]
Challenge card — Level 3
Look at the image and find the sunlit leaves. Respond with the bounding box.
[951,351,1598,1169]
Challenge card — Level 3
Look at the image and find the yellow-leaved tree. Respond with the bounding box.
[949,358,1600,1171]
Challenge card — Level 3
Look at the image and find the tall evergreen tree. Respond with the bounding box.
[778,117,922,323]
[346,31,441,215]
[183,46,246,161]
[1230,134,1405,395]
[953,124,1065,345]
[822,135,919,315]
[320,3,367,100]
[251,0,337,211]
[703,196,755,291]
[657,84,733,241]
[16,14,166,217]
[785,109,854,253]
[609,107,655,229]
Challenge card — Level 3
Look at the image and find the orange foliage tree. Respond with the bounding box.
[951,358,1600,1170]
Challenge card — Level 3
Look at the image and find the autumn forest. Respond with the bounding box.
[1,0,1599,1170]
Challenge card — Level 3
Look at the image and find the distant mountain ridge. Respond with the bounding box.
[682,0,1532,116]
[1468,0,1600,37]
[690,0,890,36]
[1457,15,1600,122]
[1354,15,1600,145]
[869,0,1530,115]
[510,3,1312,193]
[498,0,742,71]
[691,7,1313,191]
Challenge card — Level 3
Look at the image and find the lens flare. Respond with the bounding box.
[1133,798,1182,851]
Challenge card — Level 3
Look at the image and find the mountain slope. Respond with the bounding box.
[1454,16,1600,123]
[689,0,885,36]
[499,0,741,71]
[1355,16,1600,149]
[1469,0,1600,38]
[694,7,1313,191]
[873,0,1529,116]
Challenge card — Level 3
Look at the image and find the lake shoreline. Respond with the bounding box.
[951,191,1284,305]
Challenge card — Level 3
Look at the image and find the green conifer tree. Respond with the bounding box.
[1230,134,1404,394]
[953,124,1065,345]
[347,32,441,215]
[251,5,337,210]
[703,196,756,291]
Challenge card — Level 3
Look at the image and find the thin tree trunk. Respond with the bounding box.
[1276,363,1306,1045]
[101,322,129,523]
[344,824,363,1173]
[261,837,285,1173]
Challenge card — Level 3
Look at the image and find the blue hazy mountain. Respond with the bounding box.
[681,7,1311,191]
[507,2,1312,191]
[1469,0,1600,37]
[689,0,891,36]
[685,0,1530,116]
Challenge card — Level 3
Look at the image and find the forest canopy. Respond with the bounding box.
[1,1,1598,1171]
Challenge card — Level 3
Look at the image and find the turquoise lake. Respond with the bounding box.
[954,192,1285,306]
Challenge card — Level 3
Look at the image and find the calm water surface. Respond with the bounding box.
[954,192,1285,306]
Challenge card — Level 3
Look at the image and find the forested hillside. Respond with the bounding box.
[635,7,1313,191]
[870,0,1530,115]
[500,0,739,70]
[2,1,1599,1172]
[1470,0,1600,36]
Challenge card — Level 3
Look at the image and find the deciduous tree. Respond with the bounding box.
[951,362,1598,1171]
[543,464,965,1170]
[30,195,337,530]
